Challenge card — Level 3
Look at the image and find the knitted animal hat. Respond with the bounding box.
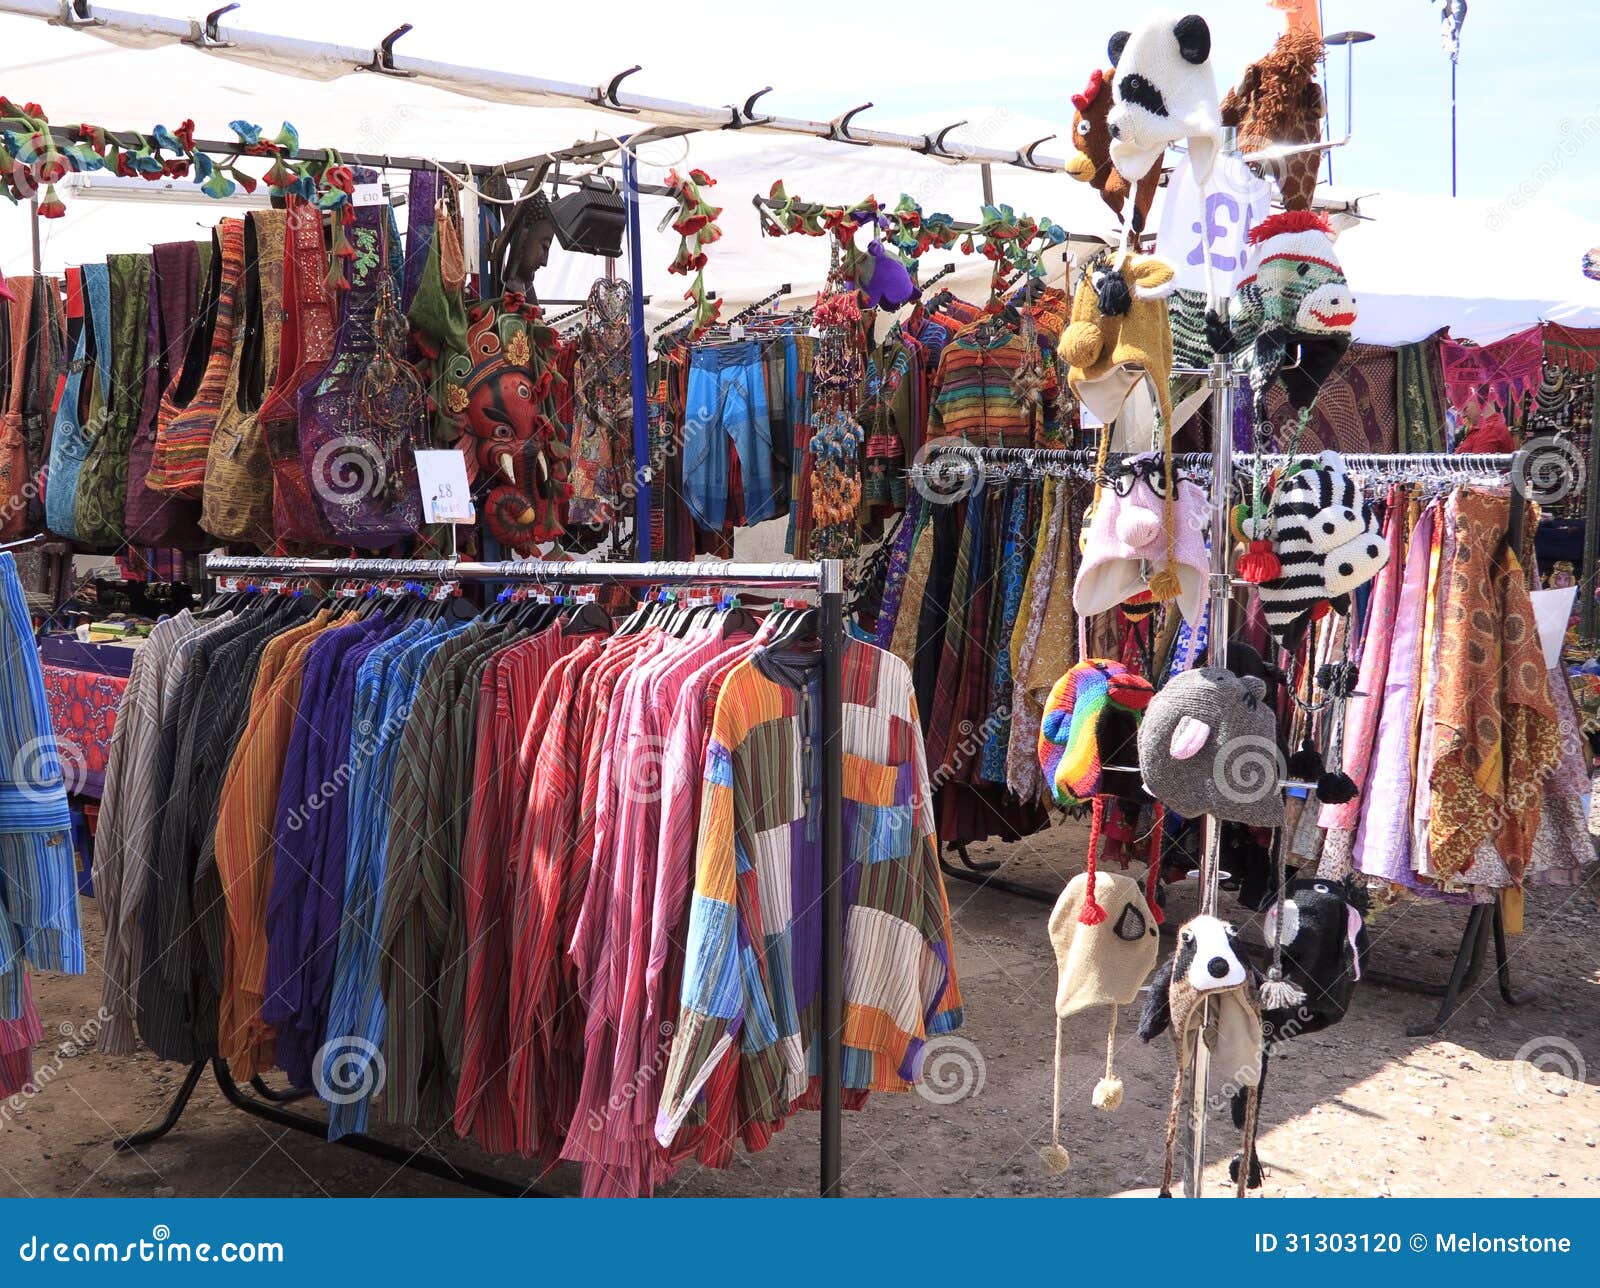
[1137,665,1286,828]
[1106,12,1223,185]
[1231,211,1356,428]
[1039,870,1161,1174]
[1261,874,1371,1022]
[1037,660,1164,925]
[1221,26,1327,211]
[1038,660,1153,806]
[1067,66,1161,232]
[1062,248,1177,432]
[1256,453,1389,649]
[1073,454,1209,626]
[1138,914,1264,1197]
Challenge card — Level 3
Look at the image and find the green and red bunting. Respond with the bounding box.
[760,183,1068,297]
[663,167,722,337]
[1,94,361,219]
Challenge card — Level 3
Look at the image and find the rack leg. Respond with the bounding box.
[1491,901,1531,1007]
[249,1075,311,1104]
[1401,904,1491,1037]
[819,560,846,1197]
[114,1059,207,1151]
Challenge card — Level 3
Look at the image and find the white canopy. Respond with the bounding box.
[4,3,1600,345]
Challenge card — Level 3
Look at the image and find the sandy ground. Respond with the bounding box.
[2,817,1596,1199]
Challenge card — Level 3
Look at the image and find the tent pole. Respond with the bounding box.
[623,141,652,559]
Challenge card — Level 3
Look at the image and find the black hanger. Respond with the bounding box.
[563,596,614,636]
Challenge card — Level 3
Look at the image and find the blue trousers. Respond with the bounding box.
[683,341,777,531]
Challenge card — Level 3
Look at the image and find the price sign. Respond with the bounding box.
[352,183,387,208]
[415,450,475,524]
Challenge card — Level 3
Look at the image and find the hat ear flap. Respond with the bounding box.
[1345,904,1365,981]
[1137,954,1176,1040]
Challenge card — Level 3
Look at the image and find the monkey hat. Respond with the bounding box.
[1039,870,1161,1174]
[1138,665,1286,828]
[1106,11,1223,186]
[1138,914,1264,1197]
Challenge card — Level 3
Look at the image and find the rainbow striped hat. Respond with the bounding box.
[1037,660,1155,808]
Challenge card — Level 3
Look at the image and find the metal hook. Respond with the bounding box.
[184,2,239,48]
[1015,134,1059,171]
[826,102,874,146]
[920,120,969,160]
[57,0,103,27]
[594,66,643,113]
[726,87,775,130]
[366,23,417,77]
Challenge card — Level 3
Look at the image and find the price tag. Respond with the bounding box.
[352,183,387,208]
[729,321,746,341]
[415,450,475,524]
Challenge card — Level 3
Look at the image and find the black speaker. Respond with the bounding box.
[552,176,626,258]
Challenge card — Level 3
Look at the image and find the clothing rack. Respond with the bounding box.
[115,553,851,1199]
[914,441,1536,1051]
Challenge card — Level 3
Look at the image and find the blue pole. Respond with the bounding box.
[623,142,652,558]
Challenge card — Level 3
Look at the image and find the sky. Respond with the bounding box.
[8,0,1574,210]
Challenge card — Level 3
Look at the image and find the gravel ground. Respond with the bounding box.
[3,816,1596,1199]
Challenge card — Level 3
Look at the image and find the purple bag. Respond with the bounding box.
[297,182,424,548]
[125,241,207,549]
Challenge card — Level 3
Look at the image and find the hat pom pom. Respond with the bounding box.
[1260,972,1307,1011]
[1078,897,1108,926]
[1316,770,1359,804]
[1145,563,1182,603]
[1038,1143,1072,1174]
[1236,540,1281,584]
[1091,1076,1125,1111]
[1286,738,1324,781]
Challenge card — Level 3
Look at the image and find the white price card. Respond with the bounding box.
[415,450,475,524]
[352,183,387,207]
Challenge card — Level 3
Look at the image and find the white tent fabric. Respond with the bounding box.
[4,6,1600,345]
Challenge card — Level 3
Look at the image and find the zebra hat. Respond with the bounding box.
[1257,453,1389,647]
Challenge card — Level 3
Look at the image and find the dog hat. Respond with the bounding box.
[1257,453,1389,648]
[1039,870,1161,1174]
[1138,913,1264,1197]
[1138,665,1286,828]
[1106,12,1223,185]
[1074,454,1209,626]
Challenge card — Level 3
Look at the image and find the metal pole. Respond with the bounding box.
[1450,59,1458,197]
[819,557,846,1197]
[29,192,41,274]
[980,162,995,207]
[1585,378,1600,641]
[622,142,652,559]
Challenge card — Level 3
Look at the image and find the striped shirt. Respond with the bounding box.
[95,609,202,1053]
[655,640,962,1146]
[0,553,83,1019]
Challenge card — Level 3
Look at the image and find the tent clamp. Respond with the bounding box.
[54,1,103,28]
[593,66,644,114]
[184,4,240,49]
[726,87,775,131]
[827,103,874,146]
[364,23,417,78]
[1014,134,1059,172]
[920,121,969,161]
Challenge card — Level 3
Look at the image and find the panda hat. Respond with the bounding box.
[1106,11,1224,186]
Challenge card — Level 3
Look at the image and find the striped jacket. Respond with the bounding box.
[656,639,962,1145]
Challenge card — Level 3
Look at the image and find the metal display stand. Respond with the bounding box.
[114,554,850,1199]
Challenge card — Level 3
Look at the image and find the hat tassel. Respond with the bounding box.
[1079,799,1108,925]
[1092,1009,1125,1111]
[1039,1016,1072,1174]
